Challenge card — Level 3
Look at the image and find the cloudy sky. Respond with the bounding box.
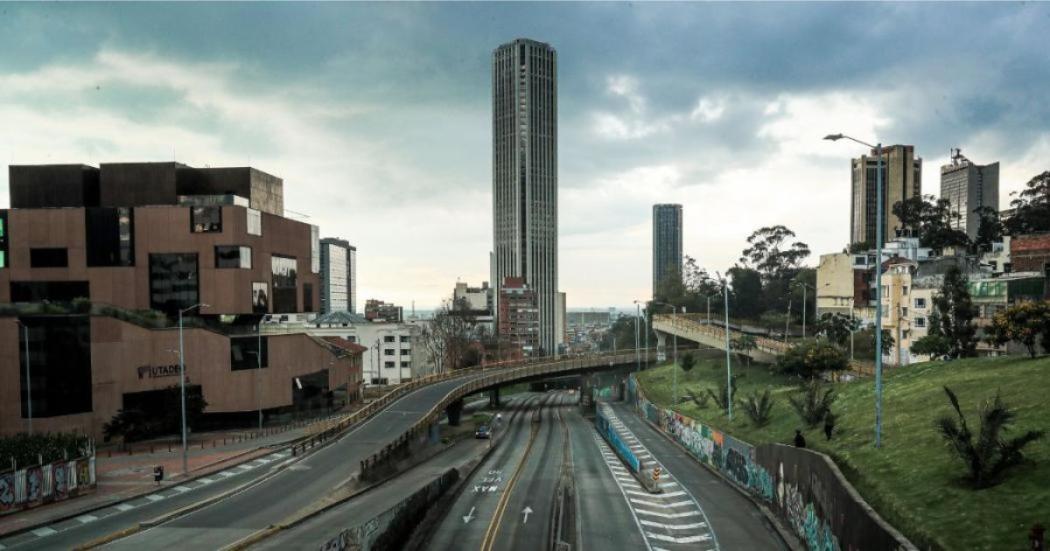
[2,3,1048,310]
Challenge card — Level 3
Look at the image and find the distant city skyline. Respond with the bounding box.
[1,3,1048,308]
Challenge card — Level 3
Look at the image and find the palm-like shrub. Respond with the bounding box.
[739,389,776,427]
[936,386,1045,488]
[705,374,740,415]
[789,380,835,428]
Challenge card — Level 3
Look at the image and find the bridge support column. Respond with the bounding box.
[446,398,464,427]
[488,387,501,408]
[655,331,668,362]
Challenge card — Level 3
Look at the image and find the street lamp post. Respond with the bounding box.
[793,281,814,338]
[178,302,208,476]
[825,132,885,448]
[257,324,264,431]
[722,278,732,421]
[634,302,641,372]
[652,300,681,408]
[18,321,32,434]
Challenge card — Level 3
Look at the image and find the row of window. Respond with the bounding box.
[383,361,411,369]
[383,349,411,356]
[382,335,411,343]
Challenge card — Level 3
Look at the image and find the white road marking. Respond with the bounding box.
[198,477,215,485]
[75,514,98,524]
[219,471,237,477]
[31,527,57,537]
[173,485,192,493]
[114,503,135,512]
[646,532,713,543]
[145,494,165,502]
[630,498,695,508]
[635,509,703,519]
[640,520,708,530]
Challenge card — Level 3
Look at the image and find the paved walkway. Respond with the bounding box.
[0,415,345,537]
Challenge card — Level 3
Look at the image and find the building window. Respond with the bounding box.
[0,210,8,268]
[401,361,410,368]
[914,297,926,309]
[384,349,395,356]
[20,317,92,418]
[216,245,252,269]
[230,336,268,370]
[252,282,269,314]
[384,335,396,343]
[303,283,314,313]
[86,207,135,267]
[149,253,199,315]
[271,254,298,313]
[247,208,262,236]
[400,335,411,343]
[30,248,68,268]
[384,361,396,368]
[902,285,909,295]
[11,281,89,303]
[915,317,926,328]
[191,206,222,233]
[400,349,410,356]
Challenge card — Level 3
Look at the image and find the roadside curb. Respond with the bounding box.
[624,403,803,551]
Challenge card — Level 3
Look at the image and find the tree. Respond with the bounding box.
[910,312,953,359]
[972,206,1003,253]
[892,195,927,238]
[776,339,849,379]
[739,225,811,281]
[731,335,758,368]
[891,195,971,251]
[986,301,1050,358]
[936,386,1044,489]
[789,380,836,428]
[705,374,740,415]
[727,266,764,319]
[1003,170,1050,235]
[932,266,979,358]
[600,316,653,352]
[814,312,859,349]
[678,352,696,373]
[739,389,776,427]
[419,299,478,372]
[686,387,711,409]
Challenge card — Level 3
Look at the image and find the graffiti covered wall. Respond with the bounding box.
[0,456,96,515]
[629,375,914,551]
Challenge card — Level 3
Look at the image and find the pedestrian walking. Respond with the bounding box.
[793,429,806,449]
[824,412,836,441]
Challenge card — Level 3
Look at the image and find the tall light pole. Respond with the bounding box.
[723,278,732,421]
[793,281,814,338]
[651,301,679,408]
[257,323,264,431]
[17,321,32,434]
[825,132,885,448]
[178,302,208,476]
[634,302,641,371]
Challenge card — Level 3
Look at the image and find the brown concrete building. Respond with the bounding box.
[850,145,922,246]
[1010,233,1050,275]
[0,162,362,438]
[498,276,538,356]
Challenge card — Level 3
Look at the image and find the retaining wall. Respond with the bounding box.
[629,376,916,551]
[595,403,640,472]
[0,455,96,515]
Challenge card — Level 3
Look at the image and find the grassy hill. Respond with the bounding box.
[635,351,1050,550]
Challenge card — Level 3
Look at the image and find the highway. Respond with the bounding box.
[98,372,486,550]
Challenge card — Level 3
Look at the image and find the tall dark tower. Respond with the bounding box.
[492,38,558,354]
[652,204,683,298]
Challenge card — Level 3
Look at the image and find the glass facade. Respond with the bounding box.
[0,210,9,268]
[215,245,252,269]
[246,208,262,236]
[86,207,135,267]
[20,317,93,418]
[11,281,89,302]
[252,281,269,313]
[271,254,298,313]
[29,248,68,268]
[191,206,222,233]
[149,253,200,315]
[230,335,268,371]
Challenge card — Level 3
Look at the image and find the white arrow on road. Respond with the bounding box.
[463,506,476,524]
[522,506,533,524]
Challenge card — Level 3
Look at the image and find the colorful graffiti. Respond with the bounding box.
[596,405,641,471]
[0,455,96,517]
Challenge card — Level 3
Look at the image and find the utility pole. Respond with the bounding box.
[20,322,32,435]
[723,278,732,421]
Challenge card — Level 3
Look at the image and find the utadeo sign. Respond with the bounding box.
[137,364,181,379]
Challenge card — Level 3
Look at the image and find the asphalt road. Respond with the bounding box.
[103,373,486,550]
[609,402,789,550]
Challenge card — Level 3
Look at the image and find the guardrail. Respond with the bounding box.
[359,350,652,481]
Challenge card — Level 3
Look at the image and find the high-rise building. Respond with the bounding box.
[939,149,999,240]
[319,237,354,314]
[652,204,683,297]
[491,38,559,354]
[498,276,539,356]
[850,145,922,246]
[365,299,403,323]
[348,244,357,314]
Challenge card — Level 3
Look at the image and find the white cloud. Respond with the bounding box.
[758,92,891,158]
[689,96,725,123]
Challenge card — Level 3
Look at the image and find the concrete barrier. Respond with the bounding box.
[630,375,916,551]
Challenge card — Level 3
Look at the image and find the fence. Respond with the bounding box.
[630,375,916,551]
[0,455,96,515]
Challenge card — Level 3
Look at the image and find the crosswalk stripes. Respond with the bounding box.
[593,409,719,550]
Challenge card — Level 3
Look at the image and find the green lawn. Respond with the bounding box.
[636,351,1050,551]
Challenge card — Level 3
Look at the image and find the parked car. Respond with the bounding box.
[475,425,491,439]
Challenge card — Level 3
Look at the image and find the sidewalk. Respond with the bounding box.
[0,415,344,537]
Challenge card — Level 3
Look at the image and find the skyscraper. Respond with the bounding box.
[652,204,683,297]
[319,237,354,314]
[492,38,558,354]
[850,144,922,246]
[940,149,999,240]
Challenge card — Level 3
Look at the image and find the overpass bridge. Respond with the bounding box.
[652,313,875,375]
